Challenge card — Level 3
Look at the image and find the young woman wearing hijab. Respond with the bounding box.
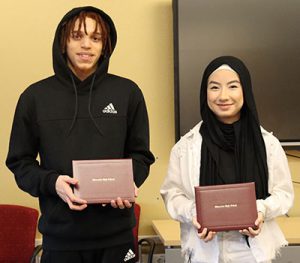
[160,56,294,263]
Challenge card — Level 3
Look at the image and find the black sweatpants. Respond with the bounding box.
[41,242,137,263]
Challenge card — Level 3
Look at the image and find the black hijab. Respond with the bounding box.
[199,56,269,199]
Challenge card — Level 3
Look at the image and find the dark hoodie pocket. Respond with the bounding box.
[107,205,132,218]
[48,201,73,224]
[97,115,127,137]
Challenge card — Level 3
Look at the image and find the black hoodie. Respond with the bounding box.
[6,6,155,250]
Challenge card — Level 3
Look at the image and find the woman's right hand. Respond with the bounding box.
[192,217,216,242]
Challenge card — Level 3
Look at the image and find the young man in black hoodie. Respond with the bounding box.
[6,6,155,263]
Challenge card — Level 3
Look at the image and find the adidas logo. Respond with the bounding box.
[123,249,135,262]
[102,103,117,114]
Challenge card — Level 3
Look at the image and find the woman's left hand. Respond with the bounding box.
[239,212,264,238]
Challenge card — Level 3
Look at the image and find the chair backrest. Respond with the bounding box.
[133,203,141,261]
[0,204,39,263]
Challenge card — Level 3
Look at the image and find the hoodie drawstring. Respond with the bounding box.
[67,73,103,136]
[67,74,78,136]
[88,73,104,135]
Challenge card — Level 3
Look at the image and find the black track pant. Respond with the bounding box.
[41,242,136,263]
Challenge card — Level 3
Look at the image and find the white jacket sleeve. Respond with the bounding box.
[256,136,294,221]
[160,144,196,224]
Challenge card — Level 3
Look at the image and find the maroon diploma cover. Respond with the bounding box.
[194,182,257,232]
[72,159,135,204]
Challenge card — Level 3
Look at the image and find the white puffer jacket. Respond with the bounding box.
[160,122,294,263]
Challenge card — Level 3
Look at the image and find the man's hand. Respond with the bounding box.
[55,175,87,211]
[110,183,138,209]
[239,211,264,238]
[192,217,216,242]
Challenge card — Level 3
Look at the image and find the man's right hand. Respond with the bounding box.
[55,175,87,211]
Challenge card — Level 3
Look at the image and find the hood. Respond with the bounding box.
[52,6,117,85]
[51,6,117,136]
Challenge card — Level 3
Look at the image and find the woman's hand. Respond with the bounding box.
[192,217,216,242]
[239,212,264,238]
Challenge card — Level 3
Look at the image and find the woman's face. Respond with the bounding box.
[207,69,244,124]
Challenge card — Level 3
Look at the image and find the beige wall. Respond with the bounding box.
[286,154,300,217]
[0,0,299,238]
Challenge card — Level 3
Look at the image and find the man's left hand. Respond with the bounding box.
[110,183,138,209]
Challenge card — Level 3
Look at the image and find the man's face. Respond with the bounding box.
[66,17,103,80]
